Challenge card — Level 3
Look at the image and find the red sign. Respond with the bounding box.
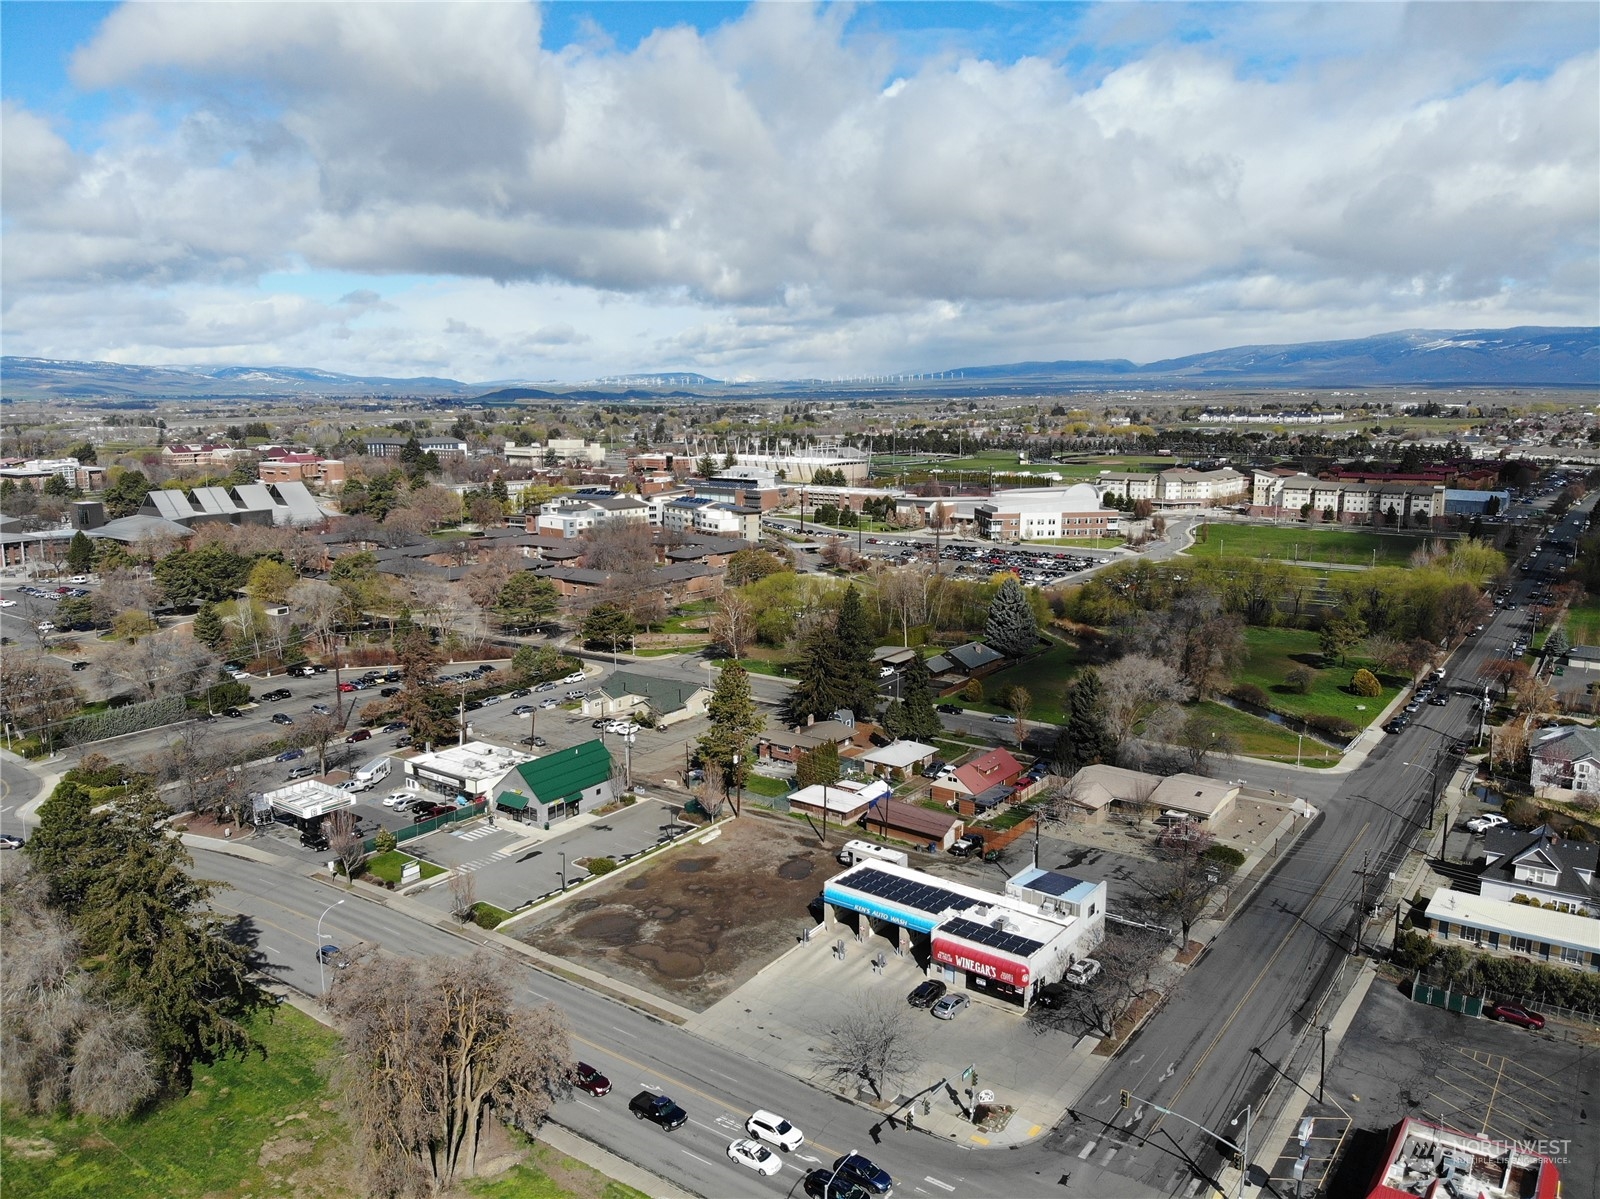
[931,935,1029,988]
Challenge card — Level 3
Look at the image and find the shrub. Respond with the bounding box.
[1350,668,1382,697]
[962,679,984,703]
[471,903,505,929]
[374,828,398,855]
[587,857,619,876]
[1503,796,1540,828]
[1203,844,1246,870]
[1304,713,1359,739]
[1231,683,1271,708]
[1565,823,1593,843]
[62,694,188,746]
[1284,665,1316,694]
[1391,929,1437,971]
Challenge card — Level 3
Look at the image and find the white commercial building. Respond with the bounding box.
[505,439,607,467]
[531,492,653,538]
[974,483,1117,542]
[402,741,535,803]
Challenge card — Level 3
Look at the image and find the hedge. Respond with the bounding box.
[62,694,188,746]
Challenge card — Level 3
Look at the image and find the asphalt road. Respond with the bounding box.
[197,849,1156,1199]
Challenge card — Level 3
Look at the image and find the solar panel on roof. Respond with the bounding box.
[941,916,1045,957]
[1024,871,1086,898]
[846,867,979,915]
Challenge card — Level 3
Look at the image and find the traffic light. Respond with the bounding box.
[1120,1089,1131,1110]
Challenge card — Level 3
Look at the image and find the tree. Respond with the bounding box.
[998,684,1032,743]
[708,591,756,660]
[1320,613,1366,665]
[494,572,559,629]
[1546,627,1571,659]
[727,548,785,587]
[795,741,844,842]
[66,530,95,572]
[327,954,571,1197]
[783,622,849,725]
[1099,655,1191,747]
[328,810,366,879]
[582,603,636,655]
[110,609,159,642]
[833,585,881,718]
[26,779,268,1091]
[0,864,159,1119]
[896,654,943,741]
[0,652,80,752]
[695,454,719,479]
[153,543,253,606]
[810,991,925,1101]
[1284,664,1317,694]
[1027,926,1165,1040]
[1176,710,1238,772]
[1143,824,1235,941]
[1350,668,1382,697]
[696,662,764,815]
[102,469,152,518]
[246,557,298,606]
[1054,668,1116,775]
[287,578,346,651]
[191,602,228,650]
[985,576,1040,658]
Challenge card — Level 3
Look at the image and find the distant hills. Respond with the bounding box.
[2,326,1594,401]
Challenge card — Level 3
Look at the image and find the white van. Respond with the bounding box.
[352,756,392,791]
[835,840,910,868]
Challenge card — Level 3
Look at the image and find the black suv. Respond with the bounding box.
[907,980,947,1008]
[300,827,329,851]
[628,1091,687,1130]
[804,1170,874,1199]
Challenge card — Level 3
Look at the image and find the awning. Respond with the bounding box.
[495,792,529,811]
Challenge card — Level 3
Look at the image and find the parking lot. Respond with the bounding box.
[1278,978,1598,1196]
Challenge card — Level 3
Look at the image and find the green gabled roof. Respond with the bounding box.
[599,670,704,713]
[511,739,613,806]
[495,792,529,811]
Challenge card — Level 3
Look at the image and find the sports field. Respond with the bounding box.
[1183,523,1450,567]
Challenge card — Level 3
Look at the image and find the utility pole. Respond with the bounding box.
[1350,851,1380,954]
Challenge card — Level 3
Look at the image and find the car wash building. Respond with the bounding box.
[820,860,1104,1008]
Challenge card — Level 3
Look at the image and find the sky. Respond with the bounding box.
[2,1,1596,384]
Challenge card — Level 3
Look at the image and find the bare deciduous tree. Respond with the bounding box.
[327,954,571,1197]
[0,864,158,1119]
[810,990,925,1100]
[449,869,478,923]
[328,810,366,879]
[287,578,347,652]
[101,636,218,703]
[1028,926,1165,1040]
[709,591,756,659]
[1099,655,1192,746]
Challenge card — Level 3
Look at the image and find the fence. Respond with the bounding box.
[362,799,487,853]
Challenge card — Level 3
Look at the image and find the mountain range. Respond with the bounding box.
[1,326,1593,401]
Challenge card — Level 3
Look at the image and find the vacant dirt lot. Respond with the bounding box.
[516,813,837,1012]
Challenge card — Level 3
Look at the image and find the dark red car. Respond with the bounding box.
[1486,1003,1545,1030]
[571,1062,612,1097]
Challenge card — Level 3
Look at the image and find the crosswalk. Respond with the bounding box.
[446,824,526,874]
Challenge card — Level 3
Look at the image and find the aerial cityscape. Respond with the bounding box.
[1,4,1597,1199]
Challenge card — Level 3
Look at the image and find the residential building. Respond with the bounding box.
[530,492,653,539]
[855,740,940,779]
[258,454,346,489]
[657,495,761,540]
[787,778,890,824]
[583,671,712,728]
[1529,725,1600,793]
[1250,469,1446,525]
[757,714,869,764]
[162,442,244,468]
[1479,825,1598,915]
[364,438,409,459]
[0,457,104,491]
[856,798,965,852]
[420,437,470,461]
[491,739,615,826]
[1096,467,1249,508]
[930,747,1026,806]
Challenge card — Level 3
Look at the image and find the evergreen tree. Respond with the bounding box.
[794,742,841,789]
[898,654,943,741]
[66,530,95,572]
[880,699,907,740]
[696,662,763,813]
[191,602,228,650]
[1054,668,1116,775]
[783,623,849,725]
[833,585,881,717]
[985,576,1041,658]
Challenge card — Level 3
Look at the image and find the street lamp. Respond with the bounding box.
[1402,757,1444,829]
[826,1150,857,1196]
[1229,1105,1253,1198]
[316,898,344,995]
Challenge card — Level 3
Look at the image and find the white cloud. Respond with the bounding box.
[0,2,1592,378]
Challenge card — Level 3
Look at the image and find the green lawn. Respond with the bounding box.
[1028,536,1126,549]
[743,774,790,798]
[961,637,1085,723]
[1563,601,1600,647]
[1231,626,1400,729]
[0,1005,350,1199]
[1193,700,1339,767]
[366,850,446,884]
[1182,524,1451,567]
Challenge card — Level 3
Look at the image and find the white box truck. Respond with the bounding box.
[351,756,392,791]
[836,839,910,868]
